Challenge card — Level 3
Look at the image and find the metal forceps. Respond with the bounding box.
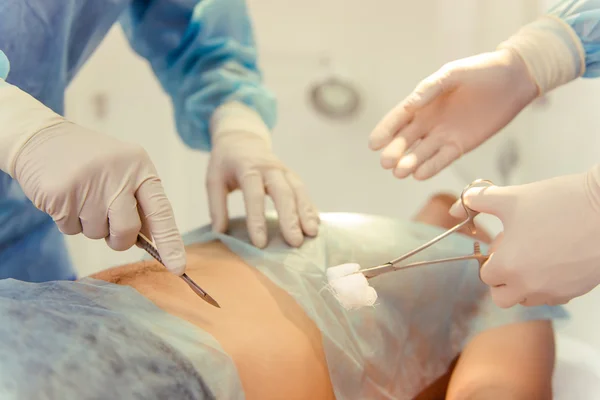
[358,179,494,280]
[136,233,221,308]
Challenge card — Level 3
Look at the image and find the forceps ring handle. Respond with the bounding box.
[460,179,494,234]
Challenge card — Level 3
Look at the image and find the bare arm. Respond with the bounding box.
[446,320,555,400]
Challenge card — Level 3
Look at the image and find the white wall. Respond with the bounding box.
[64,0,600,349]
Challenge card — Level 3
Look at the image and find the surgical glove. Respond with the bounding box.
[0,83,186,275]
[207,129,319,249]
[449,166,600,308]
[369,49,538,180]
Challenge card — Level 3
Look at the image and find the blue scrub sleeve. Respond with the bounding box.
[119,0,277,151]
[0,50,9,82]
[549,0,600,77]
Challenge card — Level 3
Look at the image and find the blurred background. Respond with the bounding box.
[64,0,600,351]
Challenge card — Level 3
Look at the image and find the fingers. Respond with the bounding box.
[239,171,268,248]
[403,72,447,110]
[137,203,152,240]
[371,65,461,180]
[80,213,109,240]
[55,212,83,236]
[239,168,319,248]
[136,177,186,275]
[488,285,525,309]
[413,145,462,180]
[392,136,438,179]
[264,170,303,247]
[448,185,511,219]
[480,246,549,308]
[369,69,450,152]
[287,172,320,238]
[379,122,425,170]
[206,170,229,234]
[369,103,414,151]
[480,254,523,308]
[490,283,569,308]
[105,193,141,251]
[518,293,553,307]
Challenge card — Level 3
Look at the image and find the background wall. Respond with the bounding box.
[64,0,600,348]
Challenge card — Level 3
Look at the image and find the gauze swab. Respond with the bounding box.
[326,263,377,310]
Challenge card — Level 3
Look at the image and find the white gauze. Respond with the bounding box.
[326,263,378,310]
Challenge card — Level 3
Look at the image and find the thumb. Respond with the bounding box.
[449,185,511,219]
[404,66,459,111]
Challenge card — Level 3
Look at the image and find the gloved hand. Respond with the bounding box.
[207,129,320,249]
[449,166,600,308]
[368,49,538,180]
[369,14,585,181]
[0,83,186,275]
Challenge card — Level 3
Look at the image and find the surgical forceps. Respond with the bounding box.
[137,234,221,308]
[358,179,494,280]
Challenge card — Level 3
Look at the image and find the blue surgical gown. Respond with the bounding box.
[0,0,276,282]
[548,0,600,77]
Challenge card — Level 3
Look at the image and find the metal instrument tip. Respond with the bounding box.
[203,293,221,308]
[137,234,221,309]
[181,273,221,308]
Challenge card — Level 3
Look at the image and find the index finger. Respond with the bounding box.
[369,72,448,151]
[136,177,186,275]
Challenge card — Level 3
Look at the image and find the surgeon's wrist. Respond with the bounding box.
[0,83,64,177]
[210,101,272,149]
[497,16,585,94]
[498,48,539,104]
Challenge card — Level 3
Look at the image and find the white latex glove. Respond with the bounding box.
[207,103,320,248]
[0,83,186,275]
[368,49,538,180]
[369,16,584,180]
[449,166,600,308]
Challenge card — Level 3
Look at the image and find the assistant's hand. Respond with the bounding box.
[207,130,319,248]
[450,167,600,308]
[369,49,538,180]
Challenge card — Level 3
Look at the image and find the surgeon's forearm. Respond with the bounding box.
[0,81,63,176]
[121,0,276,151]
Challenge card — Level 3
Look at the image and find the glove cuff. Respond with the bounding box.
[497,16,585,94]
[0,82,64,177]
[210,101,272,148]
[586,164,600,213]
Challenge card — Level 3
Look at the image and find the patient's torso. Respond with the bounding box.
[122,242,336,400]
[94,214,564,399]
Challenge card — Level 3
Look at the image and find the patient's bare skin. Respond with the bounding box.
[92,241,335,400]
[90,193,552,400]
